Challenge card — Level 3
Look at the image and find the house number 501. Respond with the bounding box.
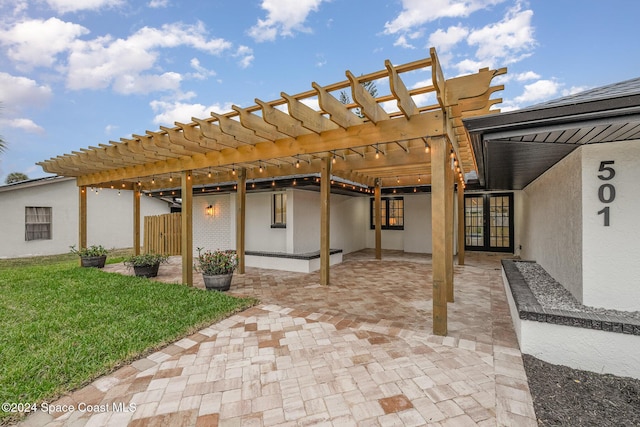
[597,160,616,226]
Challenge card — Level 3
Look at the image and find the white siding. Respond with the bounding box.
[0,178,169,258]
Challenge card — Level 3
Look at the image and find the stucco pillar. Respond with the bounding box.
[181,171,193,286]
[236,168,246,274]
[431,136,448,336]
[320,157,331,286]
[374,179,382,260]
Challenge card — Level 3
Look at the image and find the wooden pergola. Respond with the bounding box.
[38,48,505,335]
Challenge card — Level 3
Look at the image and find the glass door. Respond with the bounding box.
[464,193,514,252]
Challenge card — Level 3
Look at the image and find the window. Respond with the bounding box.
[272,193,286,228]
[25,207,52,241]
[370,197,404,230]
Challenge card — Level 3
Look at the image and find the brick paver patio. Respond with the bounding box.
[18,250,537,426]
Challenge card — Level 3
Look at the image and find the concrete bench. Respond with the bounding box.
[245,249,343,273]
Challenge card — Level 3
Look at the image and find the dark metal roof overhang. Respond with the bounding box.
[465,90,640,190]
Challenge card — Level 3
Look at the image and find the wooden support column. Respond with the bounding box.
[374,179,382,260]
[431,136,448,336]
[445,152,454,303]
[236,168,246,274]
[78,185,87,264]
[181,170,193,286]
[133,188,141,255]
[457,183,465,266]
[320,157,331,286]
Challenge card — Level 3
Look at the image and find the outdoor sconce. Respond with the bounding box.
[205,205,214,216]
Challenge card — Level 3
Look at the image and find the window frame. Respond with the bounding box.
[25,206,53,241]
[370,196,404,230]
[271,192,287,228]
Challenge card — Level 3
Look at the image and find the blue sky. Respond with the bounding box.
[0,0,638,182]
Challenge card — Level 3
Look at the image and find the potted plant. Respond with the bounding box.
[70,245,108,268]
[123,253,169,278]
[195,247,238,291]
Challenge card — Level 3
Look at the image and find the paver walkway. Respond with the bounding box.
[18,250,537,426]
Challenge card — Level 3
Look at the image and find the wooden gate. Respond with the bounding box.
[144,213,181,255]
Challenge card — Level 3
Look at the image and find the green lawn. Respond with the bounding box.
[0,254,256,424]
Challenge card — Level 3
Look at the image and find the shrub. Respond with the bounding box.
[195,248,238,275]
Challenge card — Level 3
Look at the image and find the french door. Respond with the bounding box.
[464,193,514,252]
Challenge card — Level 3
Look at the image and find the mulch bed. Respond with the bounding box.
[523,354,640,426]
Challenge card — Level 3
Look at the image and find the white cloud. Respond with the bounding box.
[0,118,45,134]
[0,17,89,69]
[513,79,560,105]
[428,24,469,53]
[150,100,234,126]
[466,3,535,67]
[248,0,325,42]
[562,85,590,97]
[384,0,505,34]
[516,71,541,81]
[148,0,169,8]
[0,73,53,107]
[189,58,217,79]
[66,22,232,94]
[105,124,119,134]
[393,35,415,49]
[44,0,124,14]
[234,46,254,69]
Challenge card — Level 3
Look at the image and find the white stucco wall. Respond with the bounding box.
[0,178,169,258]
[581,140,640,311]
[403,193,432,253]
[193,189,367,256]
[364,192,460,255]
[521,149,583,301]
[290,189,367,254]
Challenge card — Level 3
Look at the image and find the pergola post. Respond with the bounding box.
[431,136,448,336]
[446,153,454,303]
[181,171,193,286]
[236,168,246,274]
[457,183,465,265]
[320,157,331,286]
[374,179,382,260]
[133,188,141,255]
[78,185,87,264]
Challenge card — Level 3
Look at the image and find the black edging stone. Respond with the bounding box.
[501,259,640,336]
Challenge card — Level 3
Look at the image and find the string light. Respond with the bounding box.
[296,159,300,168]
[232,165,236,176]
[425,141,430,153]
[208,169,212,178]
[259,162,263,173]
[151,176,155,184]
[169,174,173,182]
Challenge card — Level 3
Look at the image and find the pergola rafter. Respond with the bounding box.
[38,49,506,336]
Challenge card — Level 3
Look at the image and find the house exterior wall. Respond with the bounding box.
[581,139,640,311]
[0,178,169,258]
[193,194,234,252]
[521,148,583,301]
[194,189,368,256]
